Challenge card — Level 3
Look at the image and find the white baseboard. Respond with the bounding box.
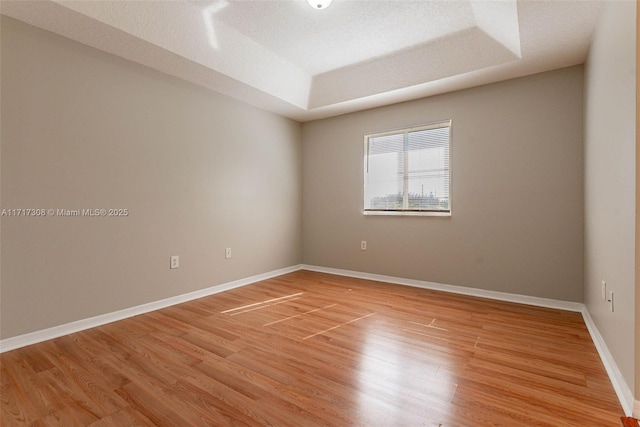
[575,309,635,416]
[301,264,584,312]
[0,264,303,353]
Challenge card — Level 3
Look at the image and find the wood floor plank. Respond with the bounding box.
[1,351,71,423]
[1,361,38,425]
[1,270,625,426]
[30,404,100,427]
[87,406,155,427]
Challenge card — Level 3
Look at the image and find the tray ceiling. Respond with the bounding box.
[1,0,602,121]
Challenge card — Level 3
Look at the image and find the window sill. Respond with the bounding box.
[363,210,451,217]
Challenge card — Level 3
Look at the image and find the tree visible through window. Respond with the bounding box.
[364,120,451,215]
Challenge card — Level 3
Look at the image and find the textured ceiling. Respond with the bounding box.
[1,0,603,122]
[214,1,479,75]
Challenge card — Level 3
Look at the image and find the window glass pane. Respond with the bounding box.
[364,133,404,210]
[364,121,451,214]
[407,127,449,211]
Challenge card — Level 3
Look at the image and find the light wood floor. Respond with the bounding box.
[1,270,625,426]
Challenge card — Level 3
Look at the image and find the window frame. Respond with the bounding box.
[363,120,452,217]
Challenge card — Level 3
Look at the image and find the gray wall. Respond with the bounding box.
[584,1,636,396]
[0,17,302,339]
[302,66,585,302]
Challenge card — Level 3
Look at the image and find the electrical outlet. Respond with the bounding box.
[601,280,607,300]
[225,248,232,259]
[170,255,179,269]
[607,291,614,312]
[361,241,367,251]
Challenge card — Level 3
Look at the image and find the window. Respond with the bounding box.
[364,120,451,216]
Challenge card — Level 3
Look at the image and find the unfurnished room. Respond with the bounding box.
[0,0,638,426]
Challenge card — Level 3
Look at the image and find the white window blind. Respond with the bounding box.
[364,120,451,215]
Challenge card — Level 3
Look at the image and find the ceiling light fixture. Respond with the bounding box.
[307,0,332,10]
